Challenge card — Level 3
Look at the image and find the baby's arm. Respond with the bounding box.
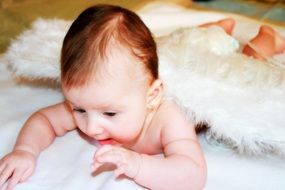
[0,102,76,190]
[135,118,206,189]
[93,111,207,190]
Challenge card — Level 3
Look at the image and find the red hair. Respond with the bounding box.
[61,4,158,89]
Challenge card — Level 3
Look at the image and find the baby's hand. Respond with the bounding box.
[92,145,141,179]
[0,150,36,190]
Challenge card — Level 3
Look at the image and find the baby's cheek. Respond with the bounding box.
[73,116,86,132]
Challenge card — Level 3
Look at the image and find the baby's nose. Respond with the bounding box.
[86,118,104,136]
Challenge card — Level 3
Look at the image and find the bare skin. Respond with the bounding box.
[200,18,285,61]
[242,25,285,60]
[1,17,285,190]
[0,44,207,190]
[199,18,236,35]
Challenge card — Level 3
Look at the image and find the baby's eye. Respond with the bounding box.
[103,112,117,117]
[73,108,86,114]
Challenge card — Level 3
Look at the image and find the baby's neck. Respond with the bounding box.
[125,102,164,154]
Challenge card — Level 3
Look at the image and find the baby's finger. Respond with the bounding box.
[93,145,114,160]
[7,168,25,190]
[0,161,6,174]
[20,168,33,183]
[97,149,123,165]
[92,147,121,172]
[0,165,13,187]
[91,161,104,172]
[114,164,127,177]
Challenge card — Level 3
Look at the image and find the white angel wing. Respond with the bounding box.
[158,26,285,155]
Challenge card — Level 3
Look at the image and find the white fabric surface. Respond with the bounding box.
[1,2,285,190]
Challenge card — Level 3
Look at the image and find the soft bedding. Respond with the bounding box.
[1,2,285,190]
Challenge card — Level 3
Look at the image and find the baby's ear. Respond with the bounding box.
[147,79,164,109]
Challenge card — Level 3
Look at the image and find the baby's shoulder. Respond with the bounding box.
[155,98,196,145]
[158,98,181,113]
[157,98,192,127]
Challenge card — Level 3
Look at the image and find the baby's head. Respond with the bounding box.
[61,4,158,89]
[60,4,163,143]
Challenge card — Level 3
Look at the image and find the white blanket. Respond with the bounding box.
[1,2,285,190]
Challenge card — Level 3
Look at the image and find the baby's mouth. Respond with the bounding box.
[97,138,114,146]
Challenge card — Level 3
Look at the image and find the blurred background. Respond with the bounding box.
[0,0,284,54]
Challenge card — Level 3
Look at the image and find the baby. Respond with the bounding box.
[1,4,285,190]
[0,4,207,190]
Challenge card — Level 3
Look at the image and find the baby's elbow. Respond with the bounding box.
[186,159,207,190]
[195,162,207,190]
[34,111,65,137]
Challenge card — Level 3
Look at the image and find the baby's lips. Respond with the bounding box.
[97,138,114,146]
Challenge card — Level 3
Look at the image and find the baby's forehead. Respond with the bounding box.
[101,42,146,79]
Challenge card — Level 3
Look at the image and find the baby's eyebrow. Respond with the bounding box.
[64,98,120,110]
[93,102,129,111]
[93,104,117,110]
[64,96,127,110]
[64,98,78,107]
